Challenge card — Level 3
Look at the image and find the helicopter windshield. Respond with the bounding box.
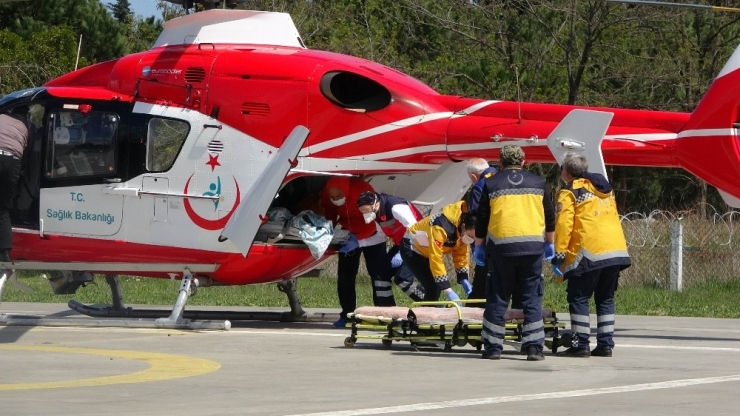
[0,88,46,110]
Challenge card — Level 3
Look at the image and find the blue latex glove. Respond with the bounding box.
[552,265,563,278]
[544,242,555,261]
[460,279,473,297]
[339,233,358,254]
[446,290,461,305]
[473,244,486,266]
[390,252,402,268]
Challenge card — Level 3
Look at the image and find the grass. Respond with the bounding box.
[4,271,740,318]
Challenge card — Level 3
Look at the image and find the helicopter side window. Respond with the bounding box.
[146,117,189,172]
[46,110,118,179]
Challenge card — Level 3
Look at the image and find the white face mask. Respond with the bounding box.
[363,212,376,224]
[461,234,475,245]
[331,197,346,206]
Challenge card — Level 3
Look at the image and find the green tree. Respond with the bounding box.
[108,0,132,24]
[0,25,85,95]
[0,0,127,63]
[127,15,163,52]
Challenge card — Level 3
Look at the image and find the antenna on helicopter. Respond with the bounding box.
[603,0,740,13]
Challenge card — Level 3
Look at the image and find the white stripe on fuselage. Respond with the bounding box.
[678,128,736,138]
[300,112,453,156]
[604,133,677,141]
[347,144,447,161]
[296,157,439,171]
[450,100,500,117]
[301,100,501,156]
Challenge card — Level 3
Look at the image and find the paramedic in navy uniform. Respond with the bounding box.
[474,145,556,361]
[356,191,426,301]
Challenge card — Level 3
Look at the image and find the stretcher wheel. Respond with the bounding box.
[381,339,392,348]
[344,337,355,348]
[556,333,572,351]
[444,341,452,352]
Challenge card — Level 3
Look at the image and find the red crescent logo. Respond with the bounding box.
[183,175,241,230]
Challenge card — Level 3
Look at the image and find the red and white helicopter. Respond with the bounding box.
[0,6,738,328]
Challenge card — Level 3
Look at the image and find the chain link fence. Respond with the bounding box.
[317,204,740,289]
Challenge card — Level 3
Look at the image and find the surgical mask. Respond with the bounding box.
[363,212,376,224]
[461,234,475,245]
[331,197,346,206]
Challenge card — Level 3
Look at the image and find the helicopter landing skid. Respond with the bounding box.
[64,268,230,330]
[67,275,338,325]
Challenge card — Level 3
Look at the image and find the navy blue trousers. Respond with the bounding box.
[566,265,620,348]
[400,238,443,301]
[387,245,425,301]
[337,241,394,318]
[482,250,545,354]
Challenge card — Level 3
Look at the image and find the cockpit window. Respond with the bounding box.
[319,71,392,112]
[146,117,189,172]
[46,110,118,179]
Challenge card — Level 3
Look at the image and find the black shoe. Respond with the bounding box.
[525,345,545,361]
[481,351,501,360]
[557,347,591,358]
[557,333,574,349]
[591,345,612,357]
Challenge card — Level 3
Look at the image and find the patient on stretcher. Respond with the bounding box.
[352,305,554,325]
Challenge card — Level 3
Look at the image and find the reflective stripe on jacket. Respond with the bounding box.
[407,201,470,287]
[553,173,631,277]
[475,167,555,256]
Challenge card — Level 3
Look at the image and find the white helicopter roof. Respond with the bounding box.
[152,9,305,49]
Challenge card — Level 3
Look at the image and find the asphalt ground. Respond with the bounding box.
[1,302,740,415]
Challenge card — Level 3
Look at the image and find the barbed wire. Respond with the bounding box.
[0,64,70,96]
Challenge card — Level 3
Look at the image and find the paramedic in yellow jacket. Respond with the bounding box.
[553,151,631,358]
[474,145,556,361]
[399,201,475,303]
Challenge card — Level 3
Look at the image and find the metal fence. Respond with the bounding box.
[318,204,740,288]
[621,205,740,288]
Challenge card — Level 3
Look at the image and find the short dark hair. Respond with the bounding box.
[356,191,378,207]
[459,212,477,230]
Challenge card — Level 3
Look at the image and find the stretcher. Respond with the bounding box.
[343,300,566,353]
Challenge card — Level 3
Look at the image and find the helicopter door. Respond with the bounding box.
[220,125,310,256]
[39,108,123,236]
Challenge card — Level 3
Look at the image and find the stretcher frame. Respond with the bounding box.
[344,299,566,353]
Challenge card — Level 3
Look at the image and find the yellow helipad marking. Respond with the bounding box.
[0,346,220,391]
